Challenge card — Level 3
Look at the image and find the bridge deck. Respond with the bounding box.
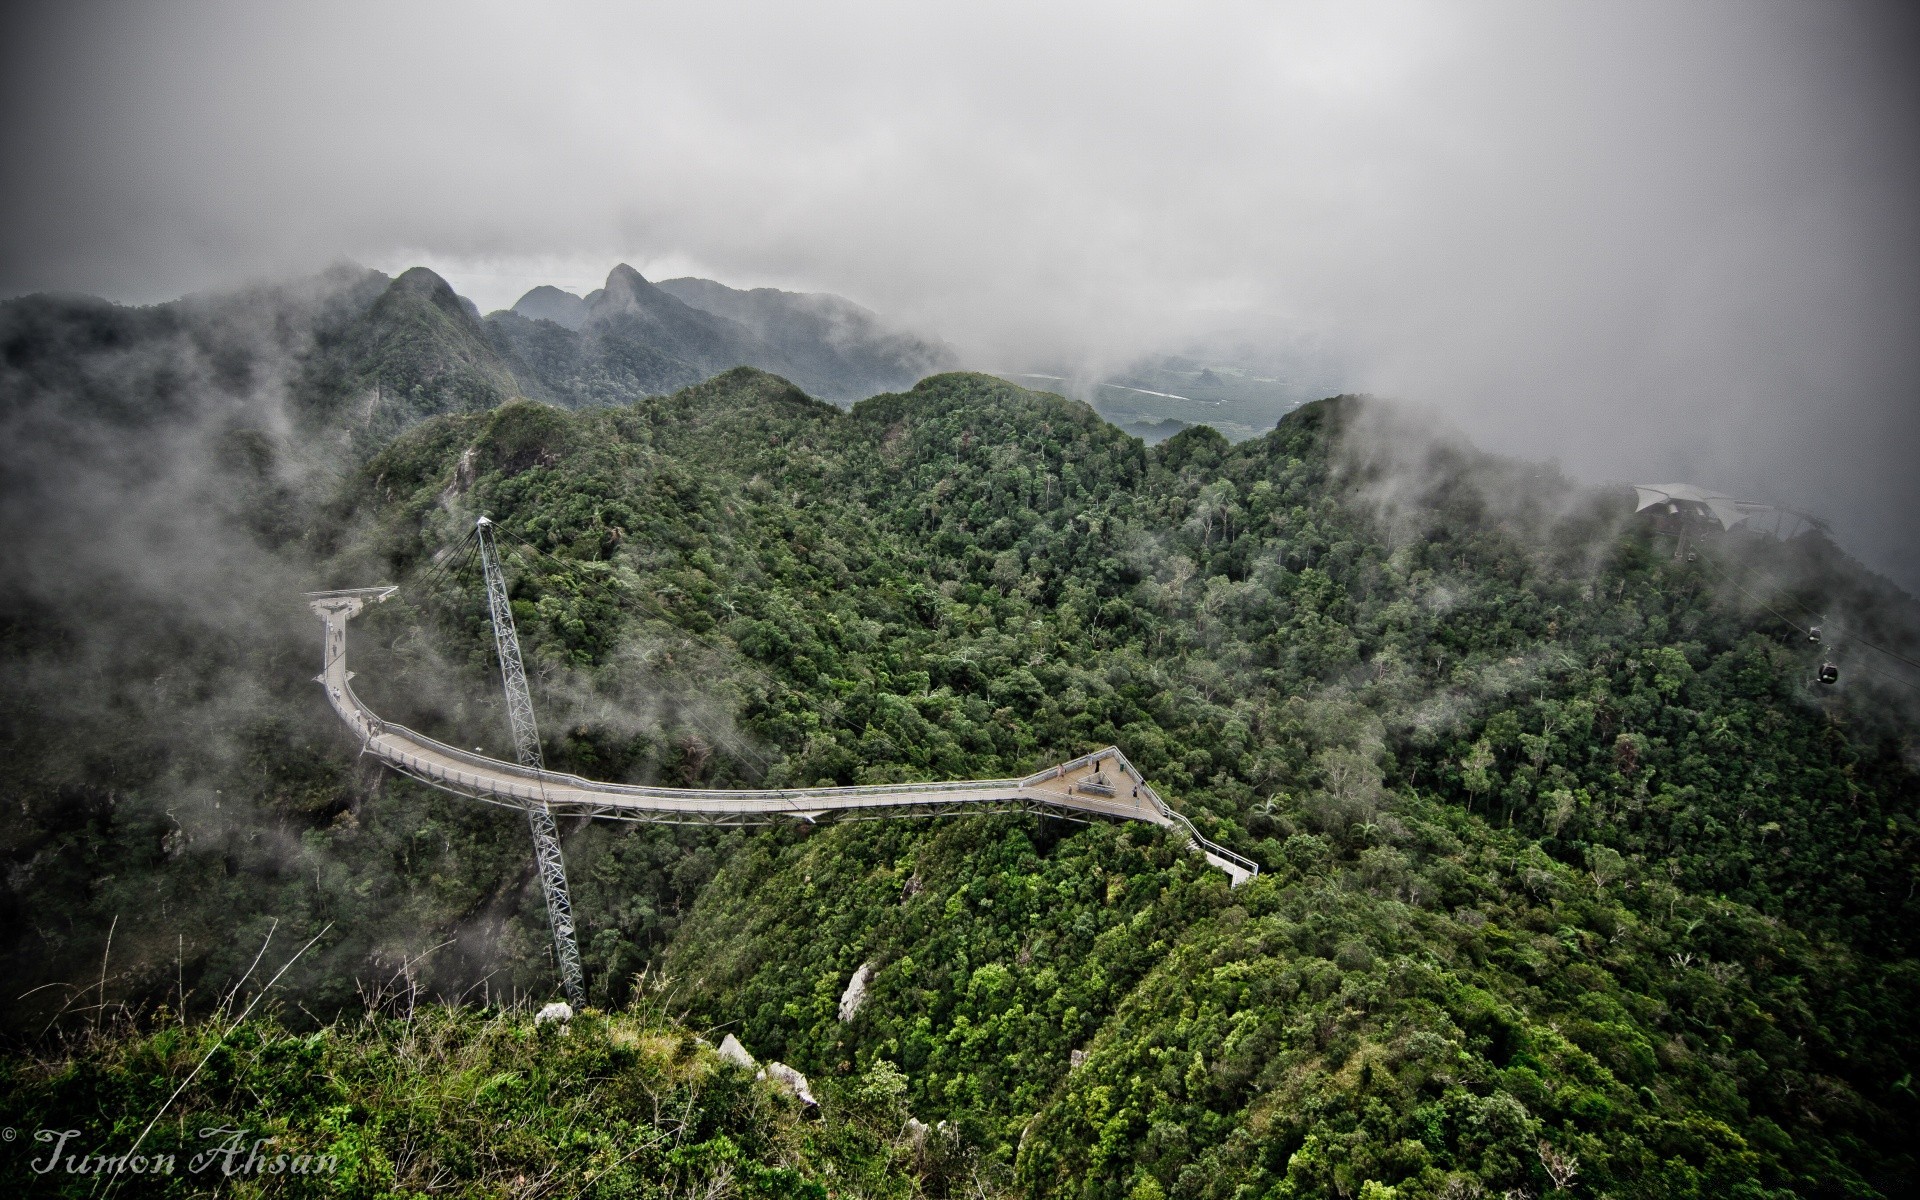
[307,588,1254,885]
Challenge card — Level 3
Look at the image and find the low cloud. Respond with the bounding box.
[1,0,1915,585]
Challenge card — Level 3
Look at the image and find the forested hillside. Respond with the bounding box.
[2,355,1917,1196]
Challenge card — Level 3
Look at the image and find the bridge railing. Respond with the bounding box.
[1023,746,1258,879]
[343,678,1039,807]
[1149,800,1260,878]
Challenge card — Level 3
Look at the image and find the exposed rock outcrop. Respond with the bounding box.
[839,961,875,1022]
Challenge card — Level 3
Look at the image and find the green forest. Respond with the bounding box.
[3,334,1918,1195]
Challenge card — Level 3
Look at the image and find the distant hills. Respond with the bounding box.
[494,265,955,405]
[509,284,590,329]
[0,260,1351,457]
[0,262,960,453]
[653,275,954,400]
[999,348,1354,444]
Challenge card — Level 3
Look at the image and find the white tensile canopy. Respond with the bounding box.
[1632,483,1749,531]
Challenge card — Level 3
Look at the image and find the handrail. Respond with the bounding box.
[343,676,1037,807]
[1135,779,1259,874]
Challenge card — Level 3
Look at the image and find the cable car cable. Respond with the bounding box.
[1705,553,1920,674]
[1710,552,1920,673]
[1692,553,1920,693]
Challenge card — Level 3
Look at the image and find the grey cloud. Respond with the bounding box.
[2,0,1915,584]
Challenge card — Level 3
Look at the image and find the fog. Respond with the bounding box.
[2,0,1915,586]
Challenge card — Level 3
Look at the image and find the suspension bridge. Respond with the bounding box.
[308,518,1258,1003]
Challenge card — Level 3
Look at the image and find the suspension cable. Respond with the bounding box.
[1692,550,1920,694]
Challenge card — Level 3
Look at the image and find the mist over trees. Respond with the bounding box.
[1,271,1917,1196]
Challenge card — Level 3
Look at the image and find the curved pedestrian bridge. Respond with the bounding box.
[308,587,1256,885]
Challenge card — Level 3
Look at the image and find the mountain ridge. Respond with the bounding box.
[0,262,959,456]
[503,265,955,402]
[2,271,1917,1196]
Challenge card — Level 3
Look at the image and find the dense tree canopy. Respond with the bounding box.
[3,367,1917,1197]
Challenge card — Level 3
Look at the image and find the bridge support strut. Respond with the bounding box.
[477,517,586,1008]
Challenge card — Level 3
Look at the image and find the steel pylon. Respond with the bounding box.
[476,516,586,1008]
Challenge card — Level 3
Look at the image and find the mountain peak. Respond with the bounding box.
[606,263,648,287]
[392,265,452,289]
[380,266,490,324]
[600,263,649,301]
[583,263,674,325]
[512,285,588,330]
[390,266,457,303]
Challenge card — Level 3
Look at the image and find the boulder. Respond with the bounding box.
[717,1033,757,1070]
[758,1061,818,1106]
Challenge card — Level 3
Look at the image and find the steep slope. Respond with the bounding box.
[310,266,543,442]
[5,1005,927,1196]
[652,380,1920,1197]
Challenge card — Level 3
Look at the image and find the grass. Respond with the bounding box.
[1,987,998,1198]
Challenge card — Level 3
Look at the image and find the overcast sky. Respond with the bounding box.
[2,1,1916,586]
